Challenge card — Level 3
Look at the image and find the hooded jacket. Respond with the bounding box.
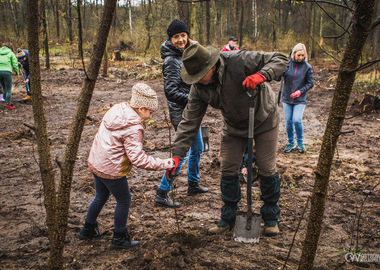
[0,46,19,74]
[281,58,314,105]
[88,102,168,179]
[19,49,30,78]
[172,50,288,159]
[160,40,191,129]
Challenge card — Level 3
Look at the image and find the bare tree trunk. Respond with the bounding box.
[8,1,20,40]
[27,0,117,268]
[1,4,8,32]
[66,0,73,44]
[55,0,60,40]
[235,0,239,35]
[41,0,50,69]
[370,0,380,60]
[239,0,245,48]
[177,0,189,26]
[144,0,152,55]
[27,0,58,267]
[252,0,257,41]
[128,0,133,35]
[103,45,108,76]
[51,0,60,40]
[206,0,210,44]
[298,1,376,269]
[77,0,84,60]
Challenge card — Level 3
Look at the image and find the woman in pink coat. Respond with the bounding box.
[78,83,174,250]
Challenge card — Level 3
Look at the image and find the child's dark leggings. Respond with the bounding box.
[85,174,131,233]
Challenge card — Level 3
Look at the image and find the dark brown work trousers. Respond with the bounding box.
[220,125,279,177]
[218,125,280,226]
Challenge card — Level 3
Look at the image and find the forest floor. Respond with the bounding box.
[0,59,379,270]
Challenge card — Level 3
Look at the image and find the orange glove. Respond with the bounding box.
[242,72,266,90]
[290,90,301,99]
[165,157,180,179]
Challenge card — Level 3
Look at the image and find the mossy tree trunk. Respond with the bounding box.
[298,1,376,269]
[27,0,117,269]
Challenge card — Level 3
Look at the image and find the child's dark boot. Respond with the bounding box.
[77,221,102,240]
[111,229,140,249]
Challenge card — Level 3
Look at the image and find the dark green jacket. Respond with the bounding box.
[172,50,287,159]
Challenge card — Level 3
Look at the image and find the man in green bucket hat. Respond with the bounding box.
[166,43,287,236]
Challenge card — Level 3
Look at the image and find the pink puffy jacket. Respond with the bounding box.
[88,102,168,179]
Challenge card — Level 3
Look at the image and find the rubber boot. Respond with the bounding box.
[77,221,102,240]
[154,188,180,208]
[187,181,208,196]
[110,229,140,250]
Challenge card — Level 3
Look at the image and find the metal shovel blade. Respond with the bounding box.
[233,211,261,243]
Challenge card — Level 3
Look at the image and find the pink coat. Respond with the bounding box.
[88,102,167,179]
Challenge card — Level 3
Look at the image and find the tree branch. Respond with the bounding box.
[296,4,342,63]
[302,0,354,11]
[371,16,380,30]
[313,0,347,31]
[344,59,380,73]
[324,20,352,39]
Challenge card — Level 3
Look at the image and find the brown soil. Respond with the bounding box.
[0,64,379,269]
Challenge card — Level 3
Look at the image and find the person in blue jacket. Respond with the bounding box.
[17,48,31,101]
[154,19,208,208]
[281,43,314,153]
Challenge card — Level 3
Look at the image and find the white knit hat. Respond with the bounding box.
[130,83,158,111]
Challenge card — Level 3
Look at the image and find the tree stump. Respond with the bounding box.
[112,50,123,61]
[359,93,380,111]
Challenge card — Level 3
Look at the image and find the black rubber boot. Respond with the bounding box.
[154,188,181,208]
[110,229,140,250]
[77,221,102,240]
[187,181,209,196]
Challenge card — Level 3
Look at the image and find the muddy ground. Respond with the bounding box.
[0,61,379,270]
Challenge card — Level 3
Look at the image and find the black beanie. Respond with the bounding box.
[167,19,189,38]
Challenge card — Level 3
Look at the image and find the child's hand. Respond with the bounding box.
[163,158,175,169]
[165,157,180,179]
[241,167,248,176]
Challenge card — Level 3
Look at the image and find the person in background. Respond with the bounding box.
[281,43,314,153]
[0,43,19,110]
[17,48,31,101]
[78,83,175,250]
[154,19,208,208]
[221,36,239,52]
[167,43,287,236]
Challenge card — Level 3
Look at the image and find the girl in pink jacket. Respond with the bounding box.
[78,83,174,250]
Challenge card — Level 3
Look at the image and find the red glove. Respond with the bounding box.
[165,157,180,179]
[290,90,301,99]
[242,72,266,90]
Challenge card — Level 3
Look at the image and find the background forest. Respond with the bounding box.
[1,0,379,65]
[0,0,379,269]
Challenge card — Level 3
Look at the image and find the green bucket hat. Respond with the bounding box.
[181,43,220,84]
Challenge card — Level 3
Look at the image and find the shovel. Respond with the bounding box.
[233,90,261,243]
[19,68,31,95]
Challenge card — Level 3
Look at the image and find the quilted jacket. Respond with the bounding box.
[160,40,191,129]
[88,102,169,179]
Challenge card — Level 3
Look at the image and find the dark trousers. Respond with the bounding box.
[219,126,280,226]
[0,71,12,105]
[85,174,131,233]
